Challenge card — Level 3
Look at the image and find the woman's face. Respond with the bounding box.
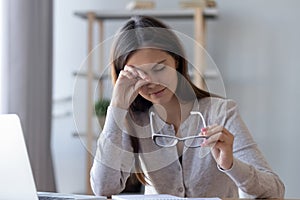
[126,48,178,105]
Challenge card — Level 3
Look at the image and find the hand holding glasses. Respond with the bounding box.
[150,111,209,148]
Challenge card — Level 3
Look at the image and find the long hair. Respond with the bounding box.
[110,15,212,184]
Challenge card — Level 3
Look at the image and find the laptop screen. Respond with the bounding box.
[0,114,39,200]
[0,114,106,200]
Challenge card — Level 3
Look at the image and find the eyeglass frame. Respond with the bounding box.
[150,111,209,148]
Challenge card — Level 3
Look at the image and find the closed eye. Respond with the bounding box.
[153,65,166,72]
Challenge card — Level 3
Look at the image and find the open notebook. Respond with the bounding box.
[112,194,183,200]
[0,114,106,200]
[112,194,221,200]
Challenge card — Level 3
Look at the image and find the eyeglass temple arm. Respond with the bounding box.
[190,111,207,128]
[150,112,156,138]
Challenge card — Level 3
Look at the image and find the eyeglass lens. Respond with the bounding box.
[154,136,178,147]
[150,111,207,148]
[154,136,206,148]
[184,137,206,148]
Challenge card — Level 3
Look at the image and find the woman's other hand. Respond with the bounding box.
[201,125,234,170]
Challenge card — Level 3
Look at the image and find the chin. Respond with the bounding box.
[151,96,173,105]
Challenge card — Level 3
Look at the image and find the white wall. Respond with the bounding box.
[53,0,300,197]
[206,1,300,197]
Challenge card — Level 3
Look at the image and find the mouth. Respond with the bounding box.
[151,88,166,96]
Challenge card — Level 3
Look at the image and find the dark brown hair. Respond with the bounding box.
[110,15,211,184]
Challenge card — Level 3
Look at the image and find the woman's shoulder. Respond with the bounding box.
[198,96,238,109]
[197,97,241,126]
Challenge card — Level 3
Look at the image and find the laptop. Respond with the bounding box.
[0,114,106,200]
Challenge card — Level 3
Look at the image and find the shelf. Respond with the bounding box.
[73,71,110,81]
[74,8,218,20]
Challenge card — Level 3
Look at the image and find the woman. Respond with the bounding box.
[90,15,285,198]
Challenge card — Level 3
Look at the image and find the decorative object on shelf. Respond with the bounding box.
[126,0,155,10]
[206,0,217,8]
[94,99,110,127]
[94,99,110,117]
[180,0,217,8]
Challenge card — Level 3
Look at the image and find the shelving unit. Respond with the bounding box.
[74,8,218,194]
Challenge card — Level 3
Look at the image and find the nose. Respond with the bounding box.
[146,72,160,85]
[145,73,161,89]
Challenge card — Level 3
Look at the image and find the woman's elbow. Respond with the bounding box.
[90,175,125,197]
[275,179,285,198]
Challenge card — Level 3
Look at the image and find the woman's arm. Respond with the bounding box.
[90,106,135,197]
[220,100,285,198]
[91,64,151,196]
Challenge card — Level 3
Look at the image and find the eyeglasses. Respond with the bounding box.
[150,111,208,148]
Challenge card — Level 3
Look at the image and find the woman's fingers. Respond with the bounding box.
[123,65,150,81]
[119,70,137,80]
[134,78,150,90]
[200,124,234,170]
[201,125,231,146]
[119,65,151,92]
[136,69,149,81]
[123,65,139,77]
[112,65,151,110]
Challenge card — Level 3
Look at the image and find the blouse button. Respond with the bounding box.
[168,124,174,131]
[178,187,184,193]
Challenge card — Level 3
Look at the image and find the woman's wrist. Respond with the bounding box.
[110,99,129,110]
[218,159,234,171]
[219,161,233,171]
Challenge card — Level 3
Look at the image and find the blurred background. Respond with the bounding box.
[1,0,300,198]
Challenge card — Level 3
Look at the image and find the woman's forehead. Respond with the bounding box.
[126,49,175,66]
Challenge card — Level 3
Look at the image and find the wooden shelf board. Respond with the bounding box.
[74,8,218,20]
